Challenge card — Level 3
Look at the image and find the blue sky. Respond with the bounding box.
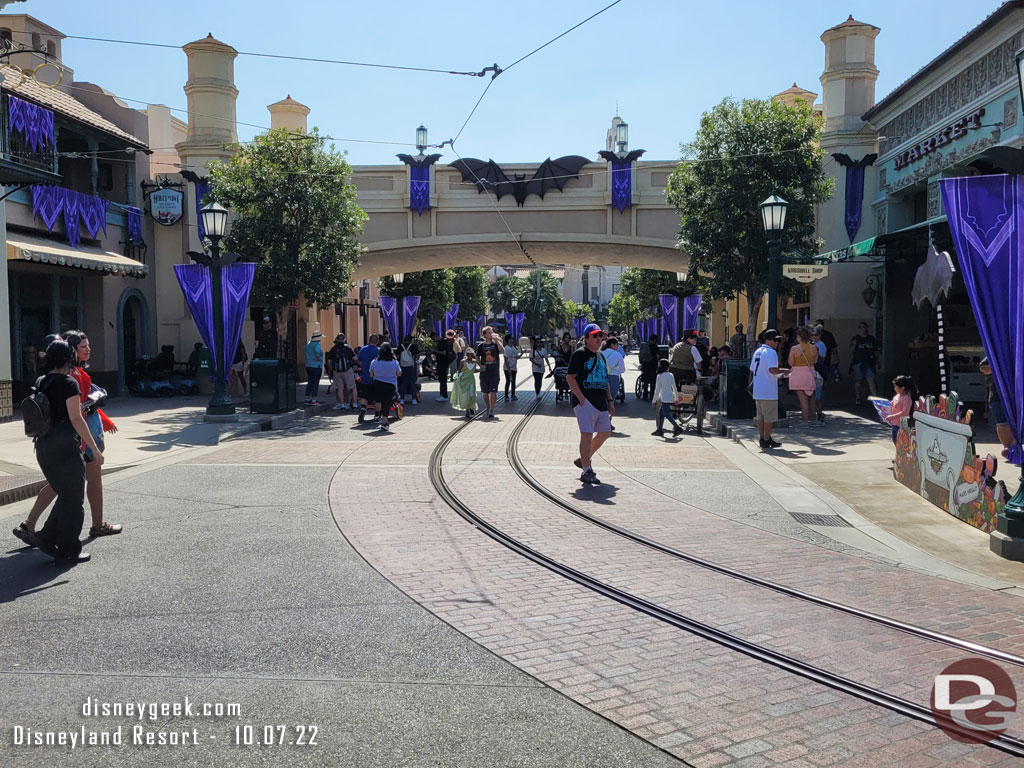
[20,1,1004,164]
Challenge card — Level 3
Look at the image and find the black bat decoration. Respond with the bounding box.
[179,170,206,185]
[831,152,877,168]
[597,149,646,164]
[396,153,442,167]
[449,155,591,206]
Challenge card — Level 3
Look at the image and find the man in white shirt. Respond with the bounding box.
[602,336,626,429]
[749,330,789,450]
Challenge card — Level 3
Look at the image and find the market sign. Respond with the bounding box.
[893,108,984,171]
[149,188,183,226]
[782,264,829,283]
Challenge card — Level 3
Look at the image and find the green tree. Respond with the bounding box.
[608,292,641,330]
[518,269,567,336]
[487,274,530,316]
[378,269,455,330]
[209,128,367,350]
[665,97,832,338]
[452,266,488,321]
[619,268,682,314]
[564,299,594,325]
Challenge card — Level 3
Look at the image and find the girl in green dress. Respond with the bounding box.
[450,350,479,418]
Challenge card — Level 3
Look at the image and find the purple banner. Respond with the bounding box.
[433,319,443,337]
[682,294,703,333]
[474,314,484,341]
[402,295,421,338]
[126,205,143,243]
[9,95,55,152]
[79,196,110,239]
[62,189,81,248]
[833,153,876,244]
[220,263,256,383]
[462,319,473,340]
[515,312,525,339]
[173,264,217,380]
[940,175,1023,464]
[504,310,515,338]
[30,186,111,248]
[31,185,62,231]
[410,164,430,216]
[611,161,631,214]
[379,295,399,344]
[444,303,460,331]
[195,178,211,240]
[659,294,679,344]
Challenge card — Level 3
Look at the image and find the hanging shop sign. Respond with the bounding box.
[782,264,829,283]
[149,188,183,226]
[893,108,984,171]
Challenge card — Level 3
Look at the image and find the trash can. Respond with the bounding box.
[720,359,755,420]
[196,348,214,395]
[250,358,294,414]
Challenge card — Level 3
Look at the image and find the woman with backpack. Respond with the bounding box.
[398,334,419,405]
[369,343,402,432]
[17,338,104,563]
[15,330,121,549]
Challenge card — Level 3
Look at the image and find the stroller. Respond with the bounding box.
[553,366,570,402]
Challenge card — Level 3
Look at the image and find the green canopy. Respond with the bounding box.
[816,236,880,263]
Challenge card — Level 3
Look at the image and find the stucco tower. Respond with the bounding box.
[811,16,881,332]
[268,95,310,133]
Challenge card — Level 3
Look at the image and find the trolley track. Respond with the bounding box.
[428,395,1024,757]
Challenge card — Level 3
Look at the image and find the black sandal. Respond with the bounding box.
[12,522,34,547]
[89,522,122,537]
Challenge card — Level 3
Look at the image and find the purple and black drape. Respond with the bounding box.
[30,186,109,248]
[461,315,483,341]
[8,95,55,152]
[379,296,399,344]
[445,304,460,332]
[832,153,877,244]
[940,174,1023,464]
[125,206,144,244]
[503,311,526,339]
[682,294,703,334]
[401,295,421,337]
[659,294,679,344]
[611,162,631,214]
[410,165,430,216]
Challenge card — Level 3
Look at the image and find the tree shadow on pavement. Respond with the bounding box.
[0,550,73,602]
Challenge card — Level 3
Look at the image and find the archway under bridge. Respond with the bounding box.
[349,159,685,280]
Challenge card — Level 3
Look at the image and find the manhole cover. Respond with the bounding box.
[789,512,853,528]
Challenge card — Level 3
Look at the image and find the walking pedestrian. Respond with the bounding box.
[750,330,789,450]
[651,358,684,437]
[16,330,120,545]
[476,326,504,419]
[885,374,919,443]
[20,338,104,563]
[787,326,820,427]
[369,342,401,432]
[811,329,827,422]
[638,334,658,400]
[849,321,879,404]
[436,330,455,401]
[356,333,381,422]
[602,335,626,420]
[452,329,467,380]
[530,338,552,399]
[815,319,841,381]
[503,334,519,401]
[567,323,614,485]
[450,349,479,418]
[304,331,324,405]
[398,334,419,405]
[327,333,357,410]
[556,332,575,366]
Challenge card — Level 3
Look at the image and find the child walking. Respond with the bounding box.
[450,350,480,418]
[651,359,684,438]
[885,374,919,443]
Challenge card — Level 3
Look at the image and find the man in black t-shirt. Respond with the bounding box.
[848,321,879,404]
[566,323,614,485]
[476,326,504,419]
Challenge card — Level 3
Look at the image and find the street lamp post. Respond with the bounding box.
[188,201,236,417]
[760,194,789,331]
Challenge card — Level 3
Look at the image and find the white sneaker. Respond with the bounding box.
[436,396,449,402]
[340,404,351,410]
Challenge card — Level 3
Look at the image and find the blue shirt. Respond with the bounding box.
[357,345,379,380]
[304,341,322,368]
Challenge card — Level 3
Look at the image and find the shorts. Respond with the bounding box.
[480,365,500,393]
[852,362,875,380]
[372,381,397,404]
[755,399,778,423]
[989,396,1008,425]
[83,410,105,463]
[574,399,611,434]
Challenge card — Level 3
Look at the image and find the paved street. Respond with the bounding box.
[2,369,1024,766]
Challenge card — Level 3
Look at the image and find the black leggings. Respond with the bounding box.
[534,371,544,394]
[505,368,517,397]
[35,427,86,558]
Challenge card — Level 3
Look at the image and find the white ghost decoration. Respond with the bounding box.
[912,244,955,309]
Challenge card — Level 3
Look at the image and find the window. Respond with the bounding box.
[0,29,12,45]
[611,283,620,295]
[46,40,56,57]
[31,32,40,51]
[590,287,599,300]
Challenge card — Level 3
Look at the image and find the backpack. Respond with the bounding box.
[638,343,652,365]
[22,376,52,439]
[400,344,415,368]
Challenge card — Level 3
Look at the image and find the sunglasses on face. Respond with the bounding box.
[589,332,606,339]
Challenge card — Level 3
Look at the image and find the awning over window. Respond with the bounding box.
[816,236,880,263]
[6,233,148,278]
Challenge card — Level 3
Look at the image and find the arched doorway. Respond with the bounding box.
[116,288,150,396]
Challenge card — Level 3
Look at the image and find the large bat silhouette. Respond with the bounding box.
[396,153,442,167]
[831,152,877,168]
[449,155,591,206]
[597,149,646,164]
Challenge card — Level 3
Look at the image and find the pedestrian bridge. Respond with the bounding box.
[351,160,684,279]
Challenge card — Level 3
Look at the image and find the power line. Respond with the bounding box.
[502,0,624,73]
[62,34,490,78]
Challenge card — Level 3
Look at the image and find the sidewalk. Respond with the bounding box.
[711,406,1024,590]
[0,384,332,505]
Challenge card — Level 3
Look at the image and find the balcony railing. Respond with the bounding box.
[0,92,58,181]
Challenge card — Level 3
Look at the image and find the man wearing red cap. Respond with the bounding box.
[567,323,614,485]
